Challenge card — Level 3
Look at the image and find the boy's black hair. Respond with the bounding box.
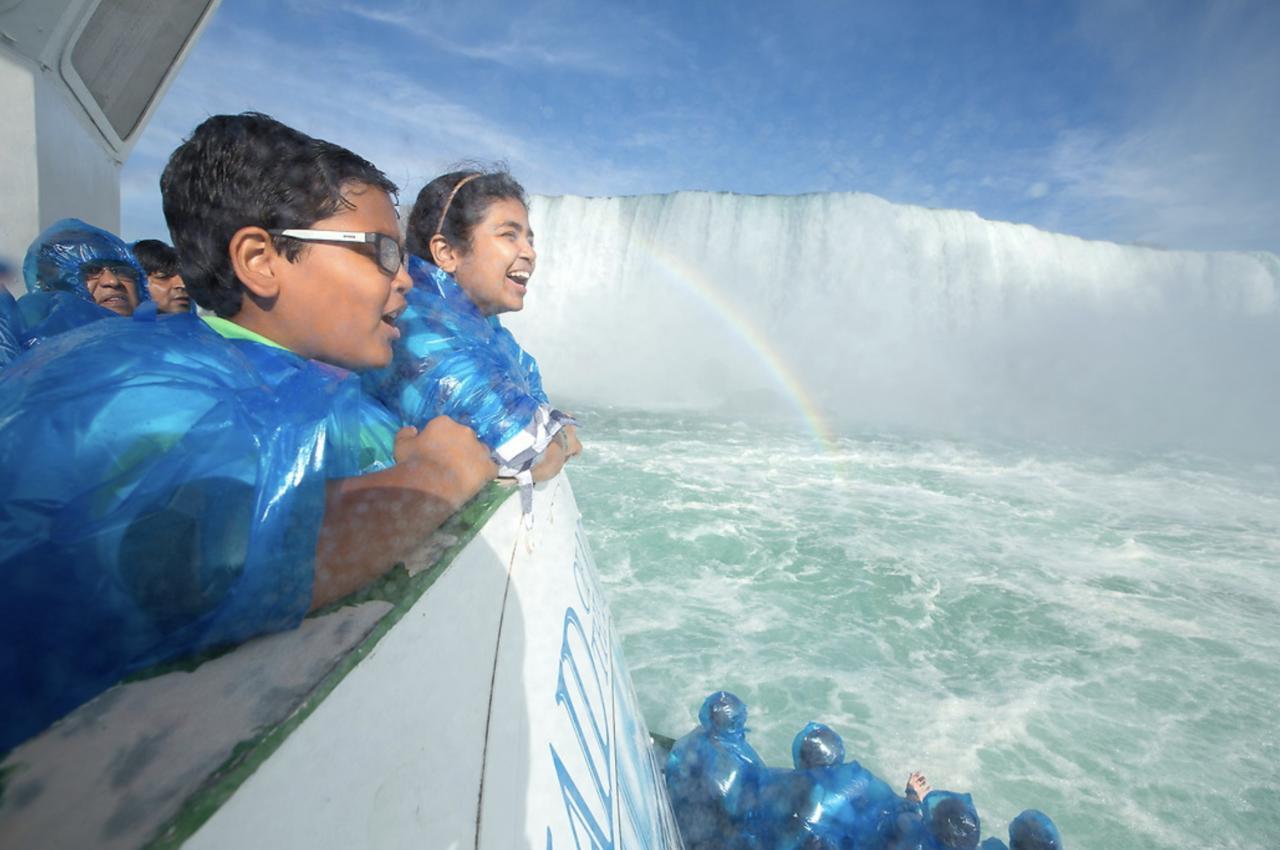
[160,112,398,317]
[130,239,180,279]
[406,168,527,259]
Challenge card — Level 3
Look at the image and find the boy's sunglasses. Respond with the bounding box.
[272,229,405,277]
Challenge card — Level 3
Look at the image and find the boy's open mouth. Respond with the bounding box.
[381,306,404,334]
[507,270,530,290]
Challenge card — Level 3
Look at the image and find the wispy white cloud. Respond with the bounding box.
[339,6,615,74]
[330,0,684,77]
[121,19,654,240]
[1034,1,1280,251]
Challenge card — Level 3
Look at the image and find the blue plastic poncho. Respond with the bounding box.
[13,289,115,349]
[665,691,767,850]
[754,722,904,850]
[1007,810,1061,850]
[664,694,1063,850]
[13,218,152,352]
[22,218,150,303]
[364,256,569,479]
[0,311,396,753]
[922,791,982,850]
[0,289,20,369]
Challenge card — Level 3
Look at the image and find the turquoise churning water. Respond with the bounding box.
[570,407,1280,850]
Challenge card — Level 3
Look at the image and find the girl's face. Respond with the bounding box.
[442,197,536,316]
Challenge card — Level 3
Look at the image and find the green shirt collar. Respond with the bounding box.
[201,315,293,352]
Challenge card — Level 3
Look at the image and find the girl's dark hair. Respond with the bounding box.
[160,112,397,317]
[405,168,527,259]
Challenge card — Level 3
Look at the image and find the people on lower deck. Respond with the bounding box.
[1007,809,1061,850]
[662,692,1053,850]
[665,691,767,850]
[364,169,581,504]
[0,112,495,754]
[922,790,983,849]
[756,721,917,850]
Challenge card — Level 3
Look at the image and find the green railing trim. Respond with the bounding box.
[143,482,516,850]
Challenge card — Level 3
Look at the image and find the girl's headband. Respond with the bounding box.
[434,173,482,237]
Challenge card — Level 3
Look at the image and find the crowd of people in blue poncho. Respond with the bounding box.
[0,112,579,753]
[1,110,1065,849]
[666,692,1064,850]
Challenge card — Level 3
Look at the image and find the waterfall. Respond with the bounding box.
[505,191,1280,457]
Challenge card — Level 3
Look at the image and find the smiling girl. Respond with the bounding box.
[365,169,581,502]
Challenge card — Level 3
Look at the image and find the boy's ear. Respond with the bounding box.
[429,234,460,273]
[228,226,283,299]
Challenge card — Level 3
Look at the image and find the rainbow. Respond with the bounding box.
[633,236,841,454]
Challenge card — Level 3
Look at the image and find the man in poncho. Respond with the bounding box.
[14,218,152,350]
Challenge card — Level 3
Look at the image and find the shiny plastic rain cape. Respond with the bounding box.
[0,312,397,753]
[22,217,151,303]
[10,218,151,354]
[363,256,569,478]
[0,289,20,369]
[14,289,115,350]
[664,692,767,850]
[748,724,908,850]
[664,693,1056,850]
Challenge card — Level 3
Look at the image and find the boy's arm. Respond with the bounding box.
[310,416,496,610]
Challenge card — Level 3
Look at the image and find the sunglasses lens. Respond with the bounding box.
[81,262,136,282]
[378,238,402,276]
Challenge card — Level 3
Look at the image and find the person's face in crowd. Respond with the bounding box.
[147,272,190,314]
[265,184,411,370]
[81,262,140,316]
[442,197,536,316]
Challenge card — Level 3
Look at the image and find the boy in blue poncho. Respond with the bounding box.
[364,169,581,512]
[0,113,495,754]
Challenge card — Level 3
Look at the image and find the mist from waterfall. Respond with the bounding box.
[507,191,1280,458]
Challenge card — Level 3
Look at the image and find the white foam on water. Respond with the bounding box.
[570,409,1280,850]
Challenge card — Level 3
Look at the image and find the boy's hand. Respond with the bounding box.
[394,418,496,500]
[312,417,495,611]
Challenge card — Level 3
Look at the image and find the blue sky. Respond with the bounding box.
[121,0,1280,253]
